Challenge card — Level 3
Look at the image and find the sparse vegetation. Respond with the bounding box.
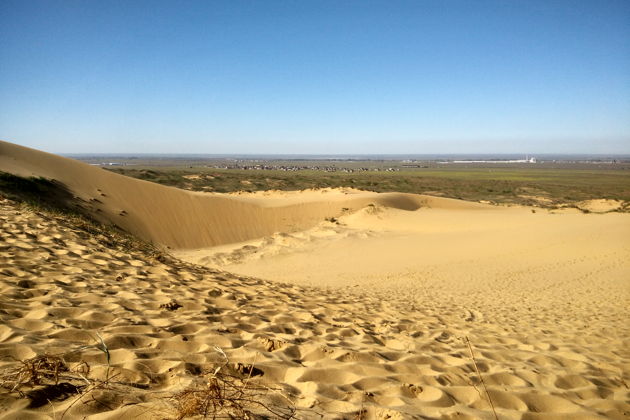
[160,300,183,311]
[0,336,116,414]
[168,346,295,419]
[172,370,295,419]
[1,354,75,393]
[0,345,295,419]
[107,166,630,209]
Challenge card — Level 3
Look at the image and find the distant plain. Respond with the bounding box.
[88,157,630,210]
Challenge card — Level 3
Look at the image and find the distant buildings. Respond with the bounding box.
[439,156,538,164]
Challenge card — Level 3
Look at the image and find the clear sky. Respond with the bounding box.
[1,1,629,154]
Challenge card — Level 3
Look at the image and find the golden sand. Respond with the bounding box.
[1,140,629,419]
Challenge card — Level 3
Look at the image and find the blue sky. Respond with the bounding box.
[1,1,629,154]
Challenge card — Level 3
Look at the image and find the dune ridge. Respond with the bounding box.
[0,140,480,250]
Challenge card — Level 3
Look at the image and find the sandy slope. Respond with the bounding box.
[1,140,630,419]
[0,140,433,250]
[177,204,630,289]
[176,202,630,419]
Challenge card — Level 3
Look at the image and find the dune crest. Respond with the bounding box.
[0,140,483,250]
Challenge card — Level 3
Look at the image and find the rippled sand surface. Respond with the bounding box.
[1,140,629,419]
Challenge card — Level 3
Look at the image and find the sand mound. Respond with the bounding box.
[186,202,630,289]
[576,199,625,213]
[0,140,481,250]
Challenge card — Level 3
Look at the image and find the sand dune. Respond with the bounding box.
[1,140,629,419]
[0,140,457,250]
[178,204,630,289]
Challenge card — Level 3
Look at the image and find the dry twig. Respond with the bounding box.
[170,347,295,419]
[465,336,499,420]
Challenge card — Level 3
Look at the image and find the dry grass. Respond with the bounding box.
[0,354,77,392]
[465,336,498,420]
[170,347,295,419]
[160,300,183,311]
[172,371,294,419]
[0,344,296,419]
[108,165,630,210]
[0,353,93,412]
[352,406,368,420]
[0,334,123,416]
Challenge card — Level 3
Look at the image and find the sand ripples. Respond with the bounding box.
[1,199,629,419]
